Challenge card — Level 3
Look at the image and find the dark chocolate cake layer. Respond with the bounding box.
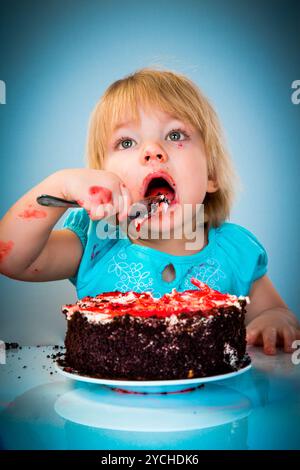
[61,279,250,381]
[63,306,249,380]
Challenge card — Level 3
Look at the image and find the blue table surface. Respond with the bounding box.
[0,345,299,450]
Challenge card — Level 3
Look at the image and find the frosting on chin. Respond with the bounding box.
[62,277,250,324]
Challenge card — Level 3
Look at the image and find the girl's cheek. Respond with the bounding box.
[177,143,184,149]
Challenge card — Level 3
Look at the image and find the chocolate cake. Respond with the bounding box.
[61,278,251,381]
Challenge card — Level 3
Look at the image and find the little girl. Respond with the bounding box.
[0,67,299,355]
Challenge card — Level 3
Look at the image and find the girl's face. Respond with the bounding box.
[104,105,217,233]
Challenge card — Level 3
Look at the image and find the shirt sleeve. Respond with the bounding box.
[215,222,268,296]
[62,208,90,250]
[62,208,90,286]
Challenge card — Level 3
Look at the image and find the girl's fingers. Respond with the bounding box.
[90,202,114,220]
[282,326,296,353]
[246,328,260,345]
[103,202,116,217]
[118,183,132,221]
[94,204,105,219]
[262,327,277,355]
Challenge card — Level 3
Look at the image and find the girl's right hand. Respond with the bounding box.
[61,168,132,221]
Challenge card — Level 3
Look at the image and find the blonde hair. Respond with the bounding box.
[86,67,240,227]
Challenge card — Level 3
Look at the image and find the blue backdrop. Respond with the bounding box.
[0,0,299,343]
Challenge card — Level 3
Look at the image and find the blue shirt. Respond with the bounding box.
[62,208,268,299]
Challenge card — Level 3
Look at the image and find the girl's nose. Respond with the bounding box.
[141,144,168,164]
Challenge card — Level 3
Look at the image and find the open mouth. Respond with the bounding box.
[143,174,177,203]
[126,172,179,230]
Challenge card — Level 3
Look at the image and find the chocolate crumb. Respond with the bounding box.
[5,342,19,350]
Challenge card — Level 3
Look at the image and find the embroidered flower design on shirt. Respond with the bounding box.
[181,258,226,291]
[108,248,155,293]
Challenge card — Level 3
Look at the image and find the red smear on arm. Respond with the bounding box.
[76,199,84,207]
[18,206,47,219]
[88,186,112,204]
[0,240,14,262]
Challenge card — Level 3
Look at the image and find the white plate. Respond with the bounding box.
[55,361,252,394]
[54,381,252,432]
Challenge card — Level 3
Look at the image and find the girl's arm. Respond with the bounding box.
[245,275,300,355]
[3,229,83,282]
[0,170,77,279]
[0,168,131,282]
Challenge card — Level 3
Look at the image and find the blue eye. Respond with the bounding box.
[168,131,181,141]
[118,138,134,149]
[114,136,136,150]
[167,128,189,141]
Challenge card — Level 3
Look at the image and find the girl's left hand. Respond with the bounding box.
[246,307,300,355]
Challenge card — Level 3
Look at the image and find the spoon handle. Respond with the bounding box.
[36,194,80,208]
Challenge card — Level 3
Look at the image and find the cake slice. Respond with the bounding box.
[60,278,251,380]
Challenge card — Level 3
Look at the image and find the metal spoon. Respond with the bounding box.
[36,194,170,221]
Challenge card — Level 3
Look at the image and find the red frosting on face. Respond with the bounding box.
[63,278,242,319]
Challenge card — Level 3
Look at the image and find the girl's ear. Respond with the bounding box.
[207,178,219,193]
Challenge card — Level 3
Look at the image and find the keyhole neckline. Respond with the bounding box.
[161,263,176,284]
